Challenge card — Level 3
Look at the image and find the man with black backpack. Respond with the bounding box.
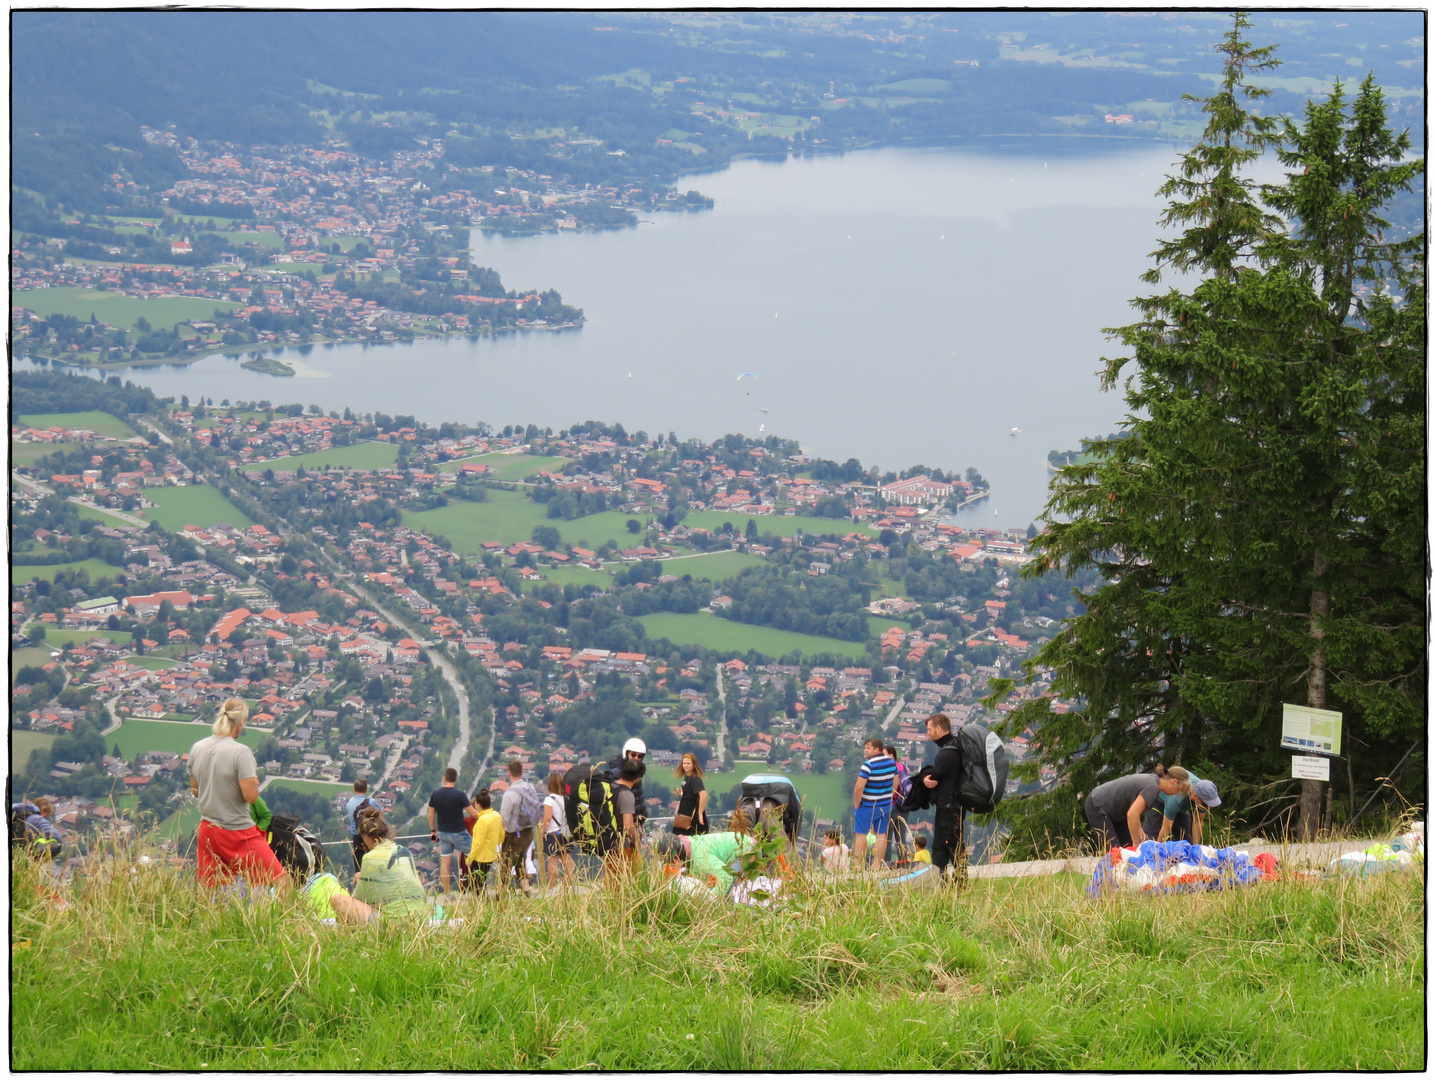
[922,713,966,879]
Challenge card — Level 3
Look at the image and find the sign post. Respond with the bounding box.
[1281,704,1342,756]
[1290,755,1331,781]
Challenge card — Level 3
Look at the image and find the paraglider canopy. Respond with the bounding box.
[736,774,803,841]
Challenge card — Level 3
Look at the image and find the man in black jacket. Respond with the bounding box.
[607,737,647,826]
[921,713,964,874]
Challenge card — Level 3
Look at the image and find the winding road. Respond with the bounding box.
[714,668,728,767]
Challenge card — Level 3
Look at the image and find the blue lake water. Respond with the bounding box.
[19,137,1217,529]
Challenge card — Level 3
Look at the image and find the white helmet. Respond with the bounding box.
[622,737,647,757]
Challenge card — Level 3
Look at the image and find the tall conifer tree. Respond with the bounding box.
[990,15,1424,849]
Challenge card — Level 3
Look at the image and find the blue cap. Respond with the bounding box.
[1192,778,1221,807]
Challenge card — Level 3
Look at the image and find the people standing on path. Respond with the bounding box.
[921,713,965,877]
[671,753,708,836]
[330,806,428,924]
[607,738,648,828]
[540,772,575,886]
[188,698,288,892]
[344,779,377,871]
[852,738,897,869]
[427,767,469,896]
[1084,767,1193,851]
[499,760,542,895]
[467,789,504,892]
[1142,770,1220,845]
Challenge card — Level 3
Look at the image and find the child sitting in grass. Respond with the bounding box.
[820,830,850,872]
[912,835,932,865]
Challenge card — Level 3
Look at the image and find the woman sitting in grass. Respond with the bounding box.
[329,807,428,923]
[656,807,760,896]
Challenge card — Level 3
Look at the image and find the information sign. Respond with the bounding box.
[1291,755,1331,781]
[1280,704,1342,756]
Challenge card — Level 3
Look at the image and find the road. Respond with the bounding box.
[714,669,728,767]
[465,706,498,794]
[133,417,174,446]
[882,693,907,735]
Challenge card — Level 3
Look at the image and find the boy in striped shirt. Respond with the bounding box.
[852,738,897,868]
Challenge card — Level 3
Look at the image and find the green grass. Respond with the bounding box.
[199,230,284,250]
[240,441,399,473]
[10,853,1423,1069]
[10,647,58,679]
[154,802,201,840]
[41,629,122,649]
[76,504,137,529]
[11,730,57,777]
[639,611,871,660]
[138,485,255,531]
[17,410,137,439]
[437,452,568,480]
[13,288,239,333]
[660,550,768,581]
[683,510,876,540]
[404,489,553,552]
[10,440,81,464]
[107,719,264,759]
[11,558,123,586]
[263,778,351,796]
[120,655,176,671]
[535,564,615,590]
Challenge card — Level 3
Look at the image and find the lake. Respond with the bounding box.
[21,137,1205,529]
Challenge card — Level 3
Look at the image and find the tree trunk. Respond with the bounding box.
[1300,554,1331,840]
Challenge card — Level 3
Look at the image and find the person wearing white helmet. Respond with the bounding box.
[608,738,648,828]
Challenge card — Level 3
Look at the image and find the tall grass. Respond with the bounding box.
[10,849,1424,1070]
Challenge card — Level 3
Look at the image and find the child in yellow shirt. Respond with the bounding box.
[468,789,504,889]
[912,835,932,864]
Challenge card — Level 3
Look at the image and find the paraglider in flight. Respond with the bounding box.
[738,371,758,396]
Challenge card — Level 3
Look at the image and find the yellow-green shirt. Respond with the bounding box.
[469,808,504,865]
[352,839,428,919]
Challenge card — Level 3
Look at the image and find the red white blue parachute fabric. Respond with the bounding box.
[1087,840,1267,897]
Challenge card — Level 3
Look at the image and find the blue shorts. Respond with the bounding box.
[437,831,470,857]
[854,801,891,835]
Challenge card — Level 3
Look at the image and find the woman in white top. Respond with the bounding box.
[540,772,577,885]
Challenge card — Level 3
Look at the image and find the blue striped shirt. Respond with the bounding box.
[858,755,898,804]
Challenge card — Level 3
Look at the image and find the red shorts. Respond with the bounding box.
[196,820,286,887]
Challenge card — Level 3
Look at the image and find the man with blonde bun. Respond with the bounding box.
[188,698,288,889]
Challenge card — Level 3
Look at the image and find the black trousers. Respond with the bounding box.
[1085,800,1133,849]
[1141,808,1194,842]
[931,813,963,870]
[350,834,366,871]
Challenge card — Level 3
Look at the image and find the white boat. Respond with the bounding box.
[1009,427,1022,436]
[627,371,632,379]
[760,407,769,413]
[759,423,765,433]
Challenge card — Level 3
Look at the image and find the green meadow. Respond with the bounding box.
[11,440,80,465]
[263,778,351,797]
[11,731,57,778]
[438,452,569,480]
[10,648,58,680]
[139,485,256,531]
[11,558,123,586]
[684,509,877,539]
[119,655,176,671]
[659,550,768,581]
[107,719,263,759]
[18,410,137,439]
[13,288,239,332]
[11,854,1423,1070]
[240,440,399,473]
[639,611,871,660]
[407,490,654,554]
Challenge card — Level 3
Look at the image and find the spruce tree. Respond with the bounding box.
[991,15,1424,850]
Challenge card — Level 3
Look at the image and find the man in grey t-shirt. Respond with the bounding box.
[1084,773,1162,850]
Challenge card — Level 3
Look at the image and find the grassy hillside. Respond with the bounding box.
[139,485,256,531]
[9,855,1423,1070]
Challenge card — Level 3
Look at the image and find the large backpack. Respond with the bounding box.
[266,811,326,879]
[953,724,1009,815]
[510,780,544,832]
[891,761,914,811]
[562,763,622,855]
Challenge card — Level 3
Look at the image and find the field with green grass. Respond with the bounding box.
[239,441,398,473]
[119,655,176,671]
[263,778,351,797]
[11,730,58,778]
[639,611,871,660]
[404,489,552,552]
[10,648,58,680]
[17,410,137,439]
[13,289,239,332]
[200,229,284,250]
[107,719,264,759]
[659,550,767,581]
[535,564,614,591]
[11,439,80,465]
[139,485,256,532]
[10,849,1423,1070]
[76,504,137,528]
[438,452,568,481]
[684,509,876,539]
[39,629,123,649]
[11,558,124,586]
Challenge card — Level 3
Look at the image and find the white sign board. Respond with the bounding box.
[1291,754,1331,781]
[1281,703,1342,756]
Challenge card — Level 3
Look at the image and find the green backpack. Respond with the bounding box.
[562,763,622,855]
